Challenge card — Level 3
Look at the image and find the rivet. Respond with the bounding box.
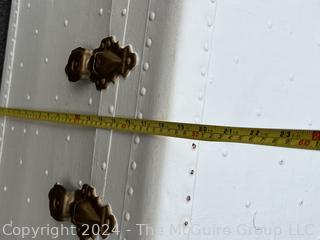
[11,126,15,131]
[64,19,69,27]
[27,95,31,100]
[108,105,114,114]
[137,112,143,119]
[23,128,27,134]
[35,129,39,135]
[121,8,127,16]
[209,76,214,84]
[102,161,107,171]
[192,143,197,149]
[201,67,206,76]
[143,62,149,71]
[186,195,191,202]
[289,75,295,82]
[131,161,137,170]
[3,186,7,191]
[44,57,49,64]
[127,187,134,196]
[207,17,213,27]
[124,211,131,222]
[134,136,140,144]
[55,95,59,101]
[184,221,189,226]
[19,62,24,68]
[27,2,31,9]
[140,87,147,96]
[34,28,39,36]
[279,159,284,165]
[45,169,48,176]
[88,97,93,105]
[256,111,262,117]
[27,197,31,204]
[233,56,239,64]
[19,159,23,165]
[66,135,71,142]
[298,200,304,206]
[149,12,155,21]
[146,38,152,47]
[99,8,104,16]
[78,180,83,187]
[204,43,209,52]
[245,201,251,208]
[222,149,228,157]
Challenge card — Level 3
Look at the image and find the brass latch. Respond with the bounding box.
[49,183,116,240]
[65,36,137,90]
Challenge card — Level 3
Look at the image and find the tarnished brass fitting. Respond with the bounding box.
[49,183,116,240]
[65,36,137,90]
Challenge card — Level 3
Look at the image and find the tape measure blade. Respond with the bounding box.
[0,107,319,151]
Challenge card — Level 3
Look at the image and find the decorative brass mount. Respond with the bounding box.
[65,36,137,90]
[48,183,116,240]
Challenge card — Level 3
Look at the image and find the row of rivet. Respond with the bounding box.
[24,94,94,106]
[184,0,217,229]
[120,5,155,239]
[0,0,21,203]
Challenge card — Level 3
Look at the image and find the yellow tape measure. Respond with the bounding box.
[0,107,319,151]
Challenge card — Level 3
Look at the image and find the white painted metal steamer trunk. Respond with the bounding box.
[1,0,320,240]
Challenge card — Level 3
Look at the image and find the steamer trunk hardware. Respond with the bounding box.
[65,36,137,90]
[48,183,117,240]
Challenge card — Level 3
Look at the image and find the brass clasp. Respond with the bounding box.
[49,183,116,240]
[65,36,137,90]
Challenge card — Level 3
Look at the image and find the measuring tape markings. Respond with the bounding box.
[0,107,320,150]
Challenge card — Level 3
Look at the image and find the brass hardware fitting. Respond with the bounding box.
[49,183,116,240]
[65,36,137,90]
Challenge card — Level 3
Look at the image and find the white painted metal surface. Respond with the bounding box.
[191,1,320,240]
[1,0,320,240]
[0,0,110,239]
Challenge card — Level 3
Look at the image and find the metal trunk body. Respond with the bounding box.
[0,0,320,240]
